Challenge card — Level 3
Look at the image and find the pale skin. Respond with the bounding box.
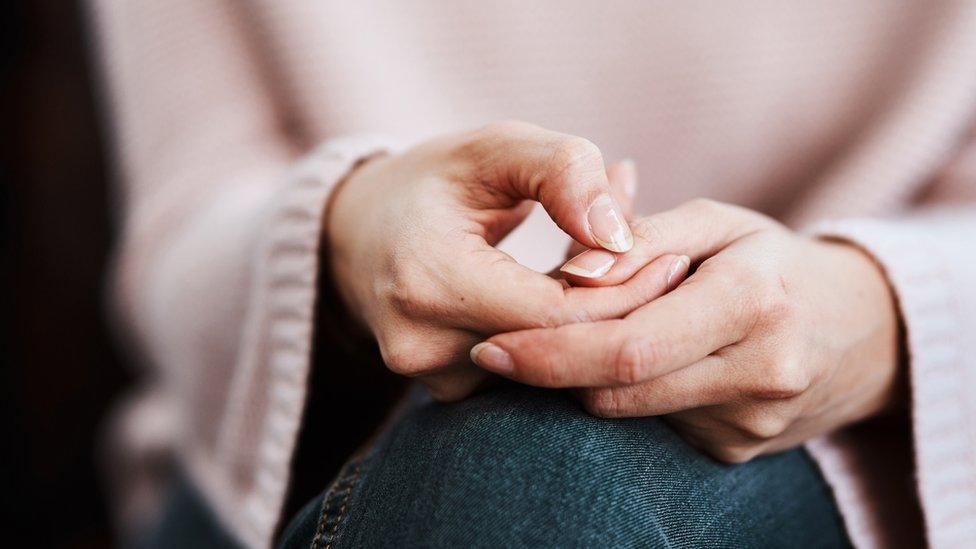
[326,121,685,401]
[326,121,903,463]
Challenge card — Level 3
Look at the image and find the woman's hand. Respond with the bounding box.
[472,199,904,462]
[325,122,686,401]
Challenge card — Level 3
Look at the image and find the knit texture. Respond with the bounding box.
[89,1,976,547]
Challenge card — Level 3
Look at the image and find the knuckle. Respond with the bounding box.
[455,120,534,163]
[724,261,794,326]
[531,288,573,328]
[729,256,764,283]
[387,262,437,315]
[479,119,535,139]
[537,358,566,387]
[681,198,779,235]
[727,258,771,294]
[547,136,603,182]
[630,216,667,244]
[498,287,567,331]
[684,197,727,216]
[381,337,440,376]
[524,336,570,386]
[757,288,793,321]
[424,380,474,403]
[709,265,752,305]
[613,337,656,384]
[750,274,794,322]
[736,413,789,441]
[708,443,760,464]
[737,273,770,317]
[544,333,589,386]
[751,359,810,399]
[381,342,419,375]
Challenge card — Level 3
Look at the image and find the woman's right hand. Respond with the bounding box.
[325,121,687,400]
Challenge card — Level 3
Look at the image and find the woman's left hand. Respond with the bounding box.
[471,199,905,462]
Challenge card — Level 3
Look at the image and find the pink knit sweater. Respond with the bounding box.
[89,2,976,547]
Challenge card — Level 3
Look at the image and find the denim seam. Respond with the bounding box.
[310,455,365,549]
[309,478,340,549]
[325,459,362,549]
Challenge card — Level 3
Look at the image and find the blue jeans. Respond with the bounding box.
[277,383,851,548]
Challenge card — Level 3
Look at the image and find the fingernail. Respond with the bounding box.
[667,255,691,289]
[620,159,637,199]
[587,194,633,252]
[470,342,514,375]
[559,249,616,278]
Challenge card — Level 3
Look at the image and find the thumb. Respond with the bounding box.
[558,159,639,267]
[560,199,775,286]
[464,121,634,253]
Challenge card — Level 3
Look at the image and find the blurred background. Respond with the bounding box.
[1,2,129,546]
[0,6,407,547]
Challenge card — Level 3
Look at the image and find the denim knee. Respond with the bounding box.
[280,383,849,548]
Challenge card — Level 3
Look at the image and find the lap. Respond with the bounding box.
[280,382,851,548]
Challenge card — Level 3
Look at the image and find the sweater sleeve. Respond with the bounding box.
[805,136,976,548]
[89,2,394,545]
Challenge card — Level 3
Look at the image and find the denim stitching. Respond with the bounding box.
[309,478,340,549]
[310,460,352,549]
[309,455,365,549]
[324,459,363,549]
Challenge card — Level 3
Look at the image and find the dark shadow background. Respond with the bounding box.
[0,4,407,547]
[1,2,129,547]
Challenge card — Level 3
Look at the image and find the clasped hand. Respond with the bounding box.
[327,121,902,462]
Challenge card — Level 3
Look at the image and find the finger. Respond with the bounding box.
[472,269,753,387]
[421,366,493,402]
[378,323,479,377]
[665,413,767,463]
[552,240,588,278]
[448,250,689,334]
[559,198,774,286]
[578,355,737,417]
[552,160,637,276]
[606,159,637,219]
[377,321,495,401]
[461,121,634,252]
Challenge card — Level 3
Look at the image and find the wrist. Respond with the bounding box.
[321,151,390,331]
[323,151,389,252]
[817,237,907,418]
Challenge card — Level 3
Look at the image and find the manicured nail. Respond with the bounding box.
[559,249,616,278]
[470,342,514,375]
[667,255,691,289]
[619,159,637,199]
[587,194,633,252]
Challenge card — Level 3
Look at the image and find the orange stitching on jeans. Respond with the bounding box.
[309,480,339,549]
[309,456,365,549]
[324,458,363,549]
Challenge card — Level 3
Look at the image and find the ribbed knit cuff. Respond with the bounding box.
[221,135,401,549]
[805,217,976,548]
